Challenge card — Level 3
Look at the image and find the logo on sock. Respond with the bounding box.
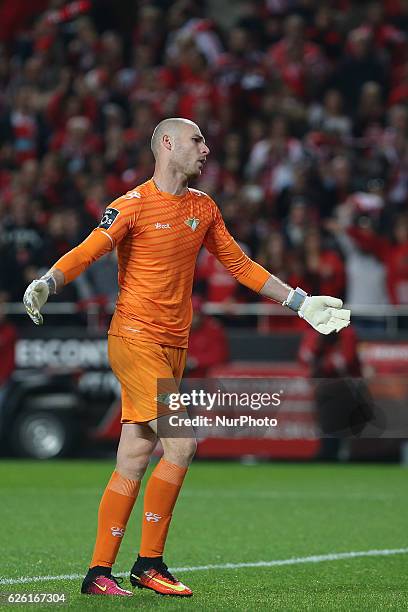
[145,511,162,523]
[111,526,125,537]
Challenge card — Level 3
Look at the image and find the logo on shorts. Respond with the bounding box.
[156,392,172,405]
[111,527,125,537]
[145,512,162,523]
[155,222,171,229]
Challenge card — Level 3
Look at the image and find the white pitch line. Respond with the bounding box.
[1,548,407,587]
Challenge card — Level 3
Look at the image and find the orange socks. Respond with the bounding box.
[90,461,187,568]
[139,459,188,557]
[90,471,140,568]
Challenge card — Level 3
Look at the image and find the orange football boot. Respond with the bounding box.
[130,557,192,597]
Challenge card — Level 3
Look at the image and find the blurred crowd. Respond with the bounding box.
[1,0,408,327]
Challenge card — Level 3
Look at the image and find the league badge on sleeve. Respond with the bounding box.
[99,208,120,230]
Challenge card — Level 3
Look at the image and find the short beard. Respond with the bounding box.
[187,168,200,180]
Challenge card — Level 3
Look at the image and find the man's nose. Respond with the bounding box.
[202,143,210,155]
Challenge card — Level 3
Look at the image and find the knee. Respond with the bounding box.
[162,437,197,467]
[116,447,151,481]
[182,437,197,463]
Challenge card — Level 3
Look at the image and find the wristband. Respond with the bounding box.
[41,274,57,296]
[282,287,308,312]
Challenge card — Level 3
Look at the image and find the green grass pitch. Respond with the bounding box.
[0,460,407,611]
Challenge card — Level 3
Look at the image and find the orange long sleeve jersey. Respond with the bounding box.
[54,179,270,347]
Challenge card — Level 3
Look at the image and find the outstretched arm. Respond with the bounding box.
[204,203,350,334]
[258,274,291,304]
[23,230,113,325]
[24,197,138,324]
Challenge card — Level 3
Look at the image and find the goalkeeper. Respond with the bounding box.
[23,118,350,598]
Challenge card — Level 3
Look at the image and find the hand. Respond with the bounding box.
[23,279,49,325]
[299,295,350,335]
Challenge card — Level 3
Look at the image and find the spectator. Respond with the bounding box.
[298,324,361,379]
[283,200,311,248]
[266,14,329,101]
[301,227,345,298]
[353,81,385,137]
[308,89,352,137]
[362,0,407,67]
[246,115,303,200]
[388,214,408,304]
[325,213,389,325]
[257,229,307,331]
[298,325,373,460]
[196,243,251,306]
[185,295,229,377]
[50,115,102,173]
[0,293,17,394]
[332,211,408,304]
[307,5,343,62]
[330,27,388,112]
[320,155,357,213]
[0,194,44,300]
[5,86,46,164]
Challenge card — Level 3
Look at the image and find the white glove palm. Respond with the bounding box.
[23,279,49,325]
[299,296,350,335]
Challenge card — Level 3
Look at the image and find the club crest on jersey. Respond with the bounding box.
[185,217,200,231]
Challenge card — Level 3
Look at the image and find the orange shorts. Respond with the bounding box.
[108,335,187,423]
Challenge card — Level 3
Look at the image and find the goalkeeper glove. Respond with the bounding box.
[23,276,56,325]
[284,287,350,335]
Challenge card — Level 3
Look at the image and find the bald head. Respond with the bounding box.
[150,117,209,181]
[151,117,200,159]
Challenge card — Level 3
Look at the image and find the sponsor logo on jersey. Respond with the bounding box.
[185,217,200,231]
[155,222,171,229]
[99,207,120,230]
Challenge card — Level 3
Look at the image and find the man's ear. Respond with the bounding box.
[162,134,172,151]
